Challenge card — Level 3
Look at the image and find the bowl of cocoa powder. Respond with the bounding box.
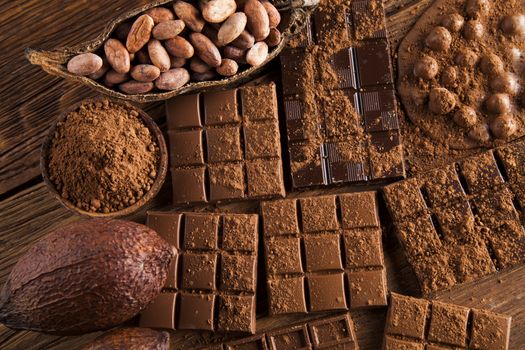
[41,97,168,217]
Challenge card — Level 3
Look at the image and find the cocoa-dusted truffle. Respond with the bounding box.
[491,114,517,139]
[442,13,464,32]
[501,15,525,37]
[453,106,478,128]
[480,53,505,75]
[468,123,491,143]
[490,72,519,95]
[441,66,458,88]
[463,20,484,40]
[429,87,456,114]
[465,0,490,18]
[455,48,479,67]
[414,55,439,79]
[425,26,452,52]
[486,93,511,114]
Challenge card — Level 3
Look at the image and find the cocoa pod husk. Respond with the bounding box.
[83,328,169,350]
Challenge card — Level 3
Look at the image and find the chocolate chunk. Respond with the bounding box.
[384,293,512,350]
[355,42,394,87]
[267,325,309,349]
[262,192,387,316]
[140,212,258,333]
[383,142,525,295]
[166,82,285,205]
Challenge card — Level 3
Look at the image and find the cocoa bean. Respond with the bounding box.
[223,45,246,62]
[148,39,171,72]
[165,36,195,59]
[192,71,216,81]
[155,68,191,90]
[173,1,205,32]
[126,14,155,53]
[145,7,175,24]
[244,0,270,41]
[152,20,185,40]
[262,1,281,28]
[200,0,237,23]
[266,27,281,47]
[190,57,212,73]
[246,41,268,66]
[216,58,238,76]
[104,39,131,74]
[135,49,151,64]
[189,32,222,67]
[202,25,222,47]
[67,53,103,76]
[218,12,247,46]
[231,30,255,49]
[119,80,155,94]
[88,60,109,80]
[130,64,161,82]
[170,56,187,68]
[104,70,129,85]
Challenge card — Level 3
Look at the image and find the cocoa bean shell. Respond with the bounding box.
[83,328,169,350]
[26,0,318,103]
[0,219,175,335]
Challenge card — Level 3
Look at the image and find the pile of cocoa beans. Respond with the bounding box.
[66,0,282,94]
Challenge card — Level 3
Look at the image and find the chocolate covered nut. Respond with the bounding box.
[455,48,478,67]
[453,106,478,128]
[119,80,154,94]
[246,41,268,66]
[501,14,525,36]
[468,123,491,143]
[148,39,171,72]
[463,20,484,40]
[480,53,505,75]
[216,58,238,76]
[201,0,237,23]
[425,26,452,52]
[156,68,190,90]
[266,28,281,47]
[413,55,439,80]
[465,0,490,18]
[428,88,456,114]
[491,114,517,139]
[244,0,270,41]
[190,32,222,67]
[104,70,129,85]
[231,30,255,49]
[67,53,103,76]
[441,13,464,32]
[152,20,185,40]
[441,66,457,88]
[491,72,519,95]
[131,64,161,82]
[145,7,174,24]
[217,12,247,46]
[173,0,205,32]
[262,1,280,28]
[486,94,511,114]
[190,57,211,73]
[126,14,155,53]
[165,36,195,59]
[104,39,131,74]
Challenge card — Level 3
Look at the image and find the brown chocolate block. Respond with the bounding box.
[361,89,398,133]
[433,200,475,241]
[225,335,268,350]
[308,314,358,349]
[385,293,428,340]
[245,159,285,198]
[220,255,256,293]
[243,123,280,159]
[396,215,443,258]
[447,243,495,284]
[411,253,457,295]
[178,293,215,331]
[489,222,525,269]
[217,295,256,333]
[240,84,278,121]
[261,199,300,236]
[470,309,511,350]
[171,167,207,204]
[222,214,258,252]
[422,165,466,207]
[184,213,219,250]
[266,237,303,275]
[352,0,387,40]
[139,292,177,330]
[267,277,307,315]
[307,273,347,312]
[340,192,379,228]
[206,127,243,163]
[203,90,240,125]
[166,93,201,129]
[383,177,427,222]
[344,228,384,268]
[304,234,343,272]
[208,163,245,201]
[168,130,204,167]
[288,143,326,188]
[383,337,424,350]
[459,152,505,193]
[267,325,309,350]
[427,301,469,347]
[347,270,387,308]
[300,196,339,233]
[355,42,393,87]
[165,256,178,289]
[473,189,520,229]
[180,253,217,290]
[147,211,182,247]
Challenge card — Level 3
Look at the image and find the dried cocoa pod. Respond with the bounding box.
[244,0,270,41]
[126,14,155,53]
[27,0,319,102]
[83,328,169,350]
[0,219,174,335]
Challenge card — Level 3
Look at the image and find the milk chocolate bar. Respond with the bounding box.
[383,293,511,350]
[262,191,387,315]
[140,211,258,333]
[281,0,404,189]
[166,82,285,205]
[199,313,359,349]
[383,139,525,295]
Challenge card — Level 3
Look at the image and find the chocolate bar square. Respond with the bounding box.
[433,201,475,241]
[267,277,307,315]
[280,49,308,95]
[245,159,285,198]
[178,293,215,331]
[308,314,357,349]
[355,42,393,88]
[472,188,519,229]
[240,83,278,121]
[488,222,525,268]
[427,301,469,347]
[289,142,326,187]
[347,270,387,308]
[267,325,310,350]
[225,335,268,350]
[383,177,427,222]
[166,93,201,129]
[139,293,177,330]
[361,89,398,132]
[303,234,343,272]
[168,130,205,167]
[386,294,428,340]
[307,273,347,312]
[422,165,466,207]
[339,192,379,228]
[284,98,319,142]
[368,130,404,179]
[352,0,387,40]
[448,243,495,283]
[171,167,207,204]
[324,141,369,183]
[383,337,424,350]
[470,310,511,350]
[217,295,255,333]
[208,163,245,201]
[165,256,178,289]
[203,90,240,125]
[300,196,339,233]
[180,253,217,291]
[343,228,383,268]
[222,215,258,252]
[261,199,300,236]
[184,213,219,250]
[243,123,280,159]
[396,215,443,258]
[327,48,358,89]
[147,212,182,247]
[220,255,256,293]
[459,151,505,193]
[266,237,303,275]
[206,127,242,163]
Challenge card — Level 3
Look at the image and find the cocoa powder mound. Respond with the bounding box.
[48,99,160,213]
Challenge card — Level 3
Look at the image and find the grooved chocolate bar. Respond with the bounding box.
[383,293,511,350]
[262,191,387,315]
[166,82,285,205]
[383,139,525,295]
[280,0,404,189]
[198,312,359,349]
[139,211,258,333]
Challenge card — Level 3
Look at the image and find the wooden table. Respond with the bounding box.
[1,0,524,349]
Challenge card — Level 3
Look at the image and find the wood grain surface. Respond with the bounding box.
[1,0,523,349]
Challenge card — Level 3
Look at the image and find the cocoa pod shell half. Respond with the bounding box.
[83,328,169,350]
[0,219,175,335]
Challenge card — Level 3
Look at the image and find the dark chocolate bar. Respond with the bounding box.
[383,139,525,295]
[198,312,359,349]
[139,211,258,333]
[281,0,404,189]
[261,191,387,315]
[166,82,285,205]
[383,293,511,350]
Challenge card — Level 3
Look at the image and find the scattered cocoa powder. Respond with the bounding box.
[47,98,160,213]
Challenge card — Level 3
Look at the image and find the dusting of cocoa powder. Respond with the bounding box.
[48,99,160,213]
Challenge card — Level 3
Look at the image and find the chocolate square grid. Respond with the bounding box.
[383,293,511,350]
[383,140,525,295]
[281,0,404,189]
[166,82,285,205]
[140,211,258,333]
[262,191,387,316]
